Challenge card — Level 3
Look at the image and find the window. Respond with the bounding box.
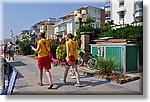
[119,11,124,20]
[97,46,104,56]
[95,9,97,14]
[119,1,124,7]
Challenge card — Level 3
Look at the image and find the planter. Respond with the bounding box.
[94,73,141,84]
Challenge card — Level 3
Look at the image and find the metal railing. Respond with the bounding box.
[0,56,18,95]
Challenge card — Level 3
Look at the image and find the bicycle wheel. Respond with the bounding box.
[87,58,98,69]
[78,55,84,67]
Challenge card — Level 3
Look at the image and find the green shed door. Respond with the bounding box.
[91,46,98,56]
[106,47,122,72]
[126,46,137,72]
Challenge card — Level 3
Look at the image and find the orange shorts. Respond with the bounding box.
[38,56,51,70]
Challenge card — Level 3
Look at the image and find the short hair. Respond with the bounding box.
[38,32,45,38]
[61,38,66,44]
[67,33,74,39]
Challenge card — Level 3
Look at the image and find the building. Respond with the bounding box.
[32,18,58,40]
[54,15,74,38]
[134,0,143,25]
[54,6,105,38]
[104,0,111,23]
[104,0,143,25]
[31,23,40,35]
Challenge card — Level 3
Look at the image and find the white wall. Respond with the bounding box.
[67,22,73,34]
[111,0,135,25]
[111,0,119,25]
[124,0,135,24]
[54,26,58,35]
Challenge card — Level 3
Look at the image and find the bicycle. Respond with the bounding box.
[86,55,98,69]
[77,52,98,70]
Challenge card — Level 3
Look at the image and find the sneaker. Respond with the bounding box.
[48,84,53,89]
[74,83,82,87]
[69,72,73,75]
[38,82,43,86]
[71,75,76,79]
[60,78,67,83]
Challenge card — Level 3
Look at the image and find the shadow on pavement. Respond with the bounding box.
[53,80,109,89]
[8,61,27,67]
[16,71,24,79]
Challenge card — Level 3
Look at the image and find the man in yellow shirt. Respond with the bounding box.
[61,33,81,87]
[31,32,53,89]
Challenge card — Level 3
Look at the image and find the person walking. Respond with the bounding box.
[7,42,15,60]
[2,43,8,59]
[61,33,81,87]
[15,44,19,55]
[31,32,53,89]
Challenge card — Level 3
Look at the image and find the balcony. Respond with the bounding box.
[104,4,111,8]
[105,17,111,22]
[137,22,143,26]
[117,6,126,15]
[118,0,124,3]
[105,8,111,12]
[135,8,143,18]
[119,15,124,20]
[135,0,143,5]
[119,19,124,25]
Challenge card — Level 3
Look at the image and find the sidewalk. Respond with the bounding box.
[8,55,142,95]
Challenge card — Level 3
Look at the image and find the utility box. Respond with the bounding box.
[90,44,139,73]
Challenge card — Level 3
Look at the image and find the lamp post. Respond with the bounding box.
[74,9,91,53]
[10,30,13,42]
[74,9,87,29]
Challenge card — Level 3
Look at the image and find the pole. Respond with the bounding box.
[79,18,82,29]
[10,30,13,42]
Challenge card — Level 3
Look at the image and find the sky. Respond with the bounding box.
[1,0,150,102]
[1,0,105,40]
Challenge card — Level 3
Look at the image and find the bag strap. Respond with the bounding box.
[41,40,49,53]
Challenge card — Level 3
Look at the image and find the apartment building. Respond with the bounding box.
[31,18,57,40]
[54,6,105,38]
[104,0,143,25]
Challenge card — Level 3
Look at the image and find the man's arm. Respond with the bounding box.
[31,44,40,52]
[66,41,69,60]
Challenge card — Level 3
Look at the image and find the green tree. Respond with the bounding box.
[18,39,33,55]
[56,45,66,61]
[99,21,143,65]
[76,17,99,46]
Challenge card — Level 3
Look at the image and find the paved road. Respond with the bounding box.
[8,55,142,95]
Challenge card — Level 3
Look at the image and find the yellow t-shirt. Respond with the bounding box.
[38,38,50,58]
[67,39,77,60]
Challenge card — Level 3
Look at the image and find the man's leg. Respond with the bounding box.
[45,69,53,85]
[38,68,43,85]
[72,64,80,85]
[62,65,70,82]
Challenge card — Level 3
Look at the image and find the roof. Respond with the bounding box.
[59,6,101,19]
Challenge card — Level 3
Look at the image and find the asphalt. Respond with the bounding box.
[7,55,143,95]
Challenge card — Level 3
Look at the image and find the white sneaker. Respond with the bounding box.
[60,78,67,83]
[69,72,73,75]
[71,75,76,79]
[74,83,82,87]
